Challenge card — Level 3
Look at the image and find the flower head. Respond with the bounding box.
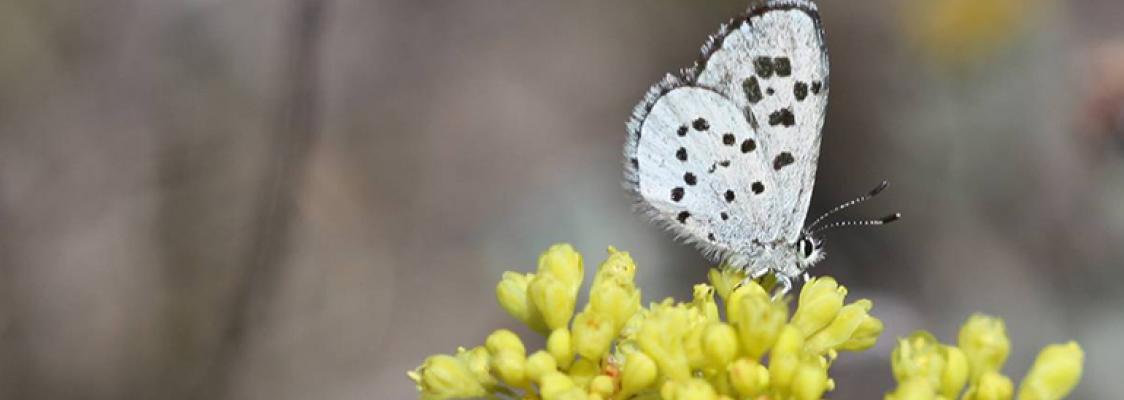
[413,244,1083,400]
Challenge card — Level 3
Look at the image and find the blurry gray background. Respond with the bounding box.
[1,0,1122,399]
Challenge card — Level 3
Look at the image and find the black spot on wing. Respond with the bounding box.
[676,147,688,161]
[677,211,690,224]
[741,139,756,153]
[754,57,774,78]
[774,57,792,77]
[677,125,689,137]
[722,133,736,145]
[724,190,735,203]
[684,172,697,186]
[794,81,808,101]
[743,77,763,103]
[693,118,709,131]
[671,187,684,202]
[768,108,795,127]
[773,152,795,170]
[720,212,729,220]
[811,81,822,94]
[751,181,765,194]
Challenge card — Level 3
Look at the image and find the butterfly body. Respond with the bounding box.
[625,0,829,284]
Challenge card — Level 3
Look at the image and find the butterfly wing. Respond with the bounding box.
[695,0,829,242]
[625,83,783,262]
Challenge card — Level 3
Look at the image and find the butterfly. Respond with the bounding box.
[624,0,898,292]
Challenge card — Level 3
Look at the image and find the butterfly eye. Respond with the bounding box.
[799,238,814,258]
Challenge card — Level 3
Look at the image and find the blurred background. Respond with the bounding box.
[0,0,1122,398]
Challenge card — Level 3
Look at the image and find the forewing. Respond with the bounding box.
[695,0,828,242]
[625,86,782,261]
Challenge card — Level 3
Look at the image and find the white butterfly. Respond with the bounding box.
[624,0,897,292]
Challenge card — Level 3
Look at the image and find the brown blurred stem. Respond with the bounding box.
[199,0,330,398]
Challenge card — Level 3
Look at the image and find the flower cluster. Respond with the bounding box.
[886,314,1084,400]
[409,244,882,400]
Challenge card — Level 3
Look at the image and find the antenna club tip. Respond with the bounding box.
[868,180,890,196]
[881,212,901,224]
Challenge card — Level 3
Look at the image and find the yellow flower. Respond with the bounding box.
[791,356,831,400]
[414,244,1084,400]
[1017,342,1084,400]
[885,377,937,400]
[538,243,584,290]
[959,314,1011,380]
[572,310,615,360]
[636,302,693,381]
[728,358,769,397]
[886,314,1081,400]
[496,271,548,333]
[805,299,875,355]
[701,323,738,369]
[727,282,787,359]
[620,350,658,399]
[891,332,948,389]
[964,370,1014,400]
[791,276,846,337]
[409,354,487,400]
[661,378,718,400]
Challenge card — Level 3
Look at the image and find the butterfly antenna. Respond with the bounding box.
[812,212,901,234]
[807,180,889,230]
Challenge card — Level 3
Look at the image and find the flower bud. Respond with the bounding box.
[529,273,577,331]
[729,289,787,359]
[593,246,635,286]
[965,371,1013,400]
[568,357,600,388]
[589,375,615,397]
[573,310,615,360]
[547,328,574,369]
[537,243,583,290]
[589,277,640,332]
[539,371,577,400]
[620,351,658,399]
[663,378,718,400]
[455,346,496,389]
[409,354,487,399]
[791,357,831,400]
[791,276,846,337]
[690,284,720,323]
[891,332,945,387]
[637,306,692,381]
[708,268,747,302]
[485,329,526,357]
[805,299,873,355]
[527,350,558,383]
[491,350,527,388]
[885,377,938,400]
[836,314,884,352]
[958,314,1010,379]
[728,358,769,397]
[768,326,805,392]
[1017,341,1084,400]
[702,323,739,368]
[496,271,548,333]
[941,346,969,398]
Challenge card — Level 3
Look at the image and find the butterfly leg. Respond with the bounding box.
[774,275,793,299]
